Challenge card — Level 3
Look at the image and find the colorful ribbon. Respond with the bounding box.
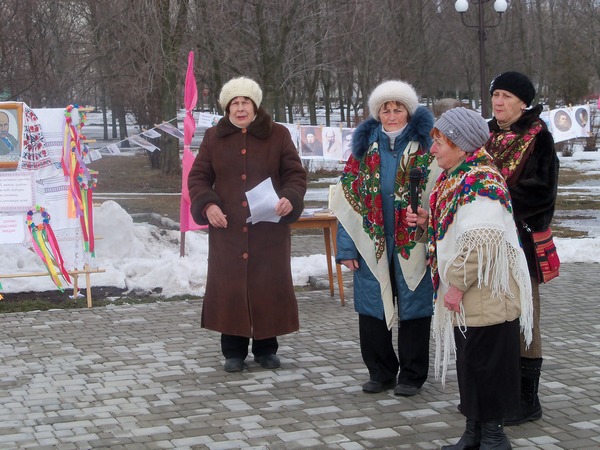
[26,206,71,291]
[62,105,96,256]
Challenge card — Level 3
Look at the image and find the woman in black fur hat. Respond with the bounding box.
[485,71,560,426]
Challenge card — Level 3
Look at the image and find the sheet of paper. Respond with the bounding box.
[245,178,281,224]
[142,129,161,139]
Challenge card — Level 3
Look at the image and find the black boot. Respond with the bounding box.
[480,420,511,449]
[442,418,481,449]
[505,357,543,426]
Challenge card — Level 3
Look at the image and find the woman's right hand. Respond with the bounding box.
[406,205,429,229]
[444,285,464,313]
[206,204,228,228]
[340,259,359,271]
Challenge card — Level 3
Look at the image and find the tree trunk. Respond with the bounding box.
[157,0,189,176]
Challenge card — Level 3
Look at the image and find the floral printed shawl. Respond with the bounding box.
[331,108,436,329]
[428,148,512,298]
[339,143,433,261]
[484,120,543,186]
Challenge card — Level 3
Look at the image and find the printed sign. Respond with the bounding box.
[0,171,35,213]
[0,214,26,244]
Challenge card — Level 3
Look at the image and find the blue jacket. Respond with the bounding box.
[335,106,434,321]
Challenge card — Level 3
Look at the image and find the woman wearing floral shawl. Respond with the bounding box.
[486,71,559,426]
[409,107,533,449]
[330,80,440,396]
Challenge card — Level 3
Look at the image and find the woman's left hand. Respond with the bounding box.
[444,285,464,313]
[275,197,292,216]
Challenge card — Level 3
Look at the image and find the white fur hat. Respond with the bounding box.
[368,80,419,120]
[219,77,263,110]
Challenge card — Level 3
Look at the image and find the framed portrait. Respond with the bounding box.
[341,128,354,161]
[300,125,323,158]
[552,109,572,133]
[321,127,342,160]
[0,102,24,169]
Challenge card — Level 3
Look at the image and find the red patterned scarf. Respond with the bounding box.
[484,120,543,186]
[339,141,433,260]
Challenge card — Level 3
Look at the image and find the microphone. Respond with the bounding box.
[409,168,422,215]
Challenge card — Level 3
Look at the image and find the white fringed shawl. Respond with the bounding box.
[430,158,533,387]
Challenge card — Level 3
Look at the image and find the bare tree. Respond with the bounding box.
[157,0,190,175]
[576,0,600,95]
[2,0,600,166]
[0,0,89,106]
[84,0,190,174]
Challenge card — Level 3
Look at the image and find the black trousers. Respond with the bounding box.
[221,334,278,359]
[359,314,431,386]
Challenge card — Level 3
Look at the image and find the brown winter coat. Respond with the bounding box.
[188,108,307,339]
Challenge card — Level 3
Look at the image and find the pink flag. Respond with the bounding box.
[183,51,198,150]
[180,147,204,231]
[180,51,207,232]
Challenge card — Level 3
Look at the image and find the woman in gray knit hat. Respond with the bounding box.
[408,107,533,449]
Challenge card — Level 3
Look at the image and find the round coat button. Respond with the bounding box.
[242,201,248,207]
[242,226,248,232]
[242,253,248,259]
[241,149,247,155]
[241,174,247,180]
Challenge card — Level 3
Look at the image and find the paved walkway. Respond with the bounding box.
[0,233,599,448]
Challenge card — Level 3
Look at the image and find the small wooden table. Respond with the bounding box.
[291,214,345,306]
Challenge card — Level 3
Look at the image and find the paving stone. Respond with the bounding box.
[0,260,598,448]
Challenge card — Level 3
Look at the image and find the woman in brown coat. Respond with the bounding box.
[188,77,307,373]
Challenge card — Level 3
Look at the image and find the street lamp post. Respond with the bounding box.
[454,0,508,117]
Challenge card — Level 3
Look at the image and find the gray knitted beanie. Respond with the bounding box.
[434,107,490,153]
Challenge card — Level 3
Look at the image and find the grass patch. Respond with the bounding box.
[555,195,600,211]
[553,166,600,237]
[558,166,599,185]
[551,225,588,239]
[93,153,181,194]
[0,290,201,314]
[308,168,340,182]
[0,297,92,313]
[309,181,337,189]
[0,286,316,313]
